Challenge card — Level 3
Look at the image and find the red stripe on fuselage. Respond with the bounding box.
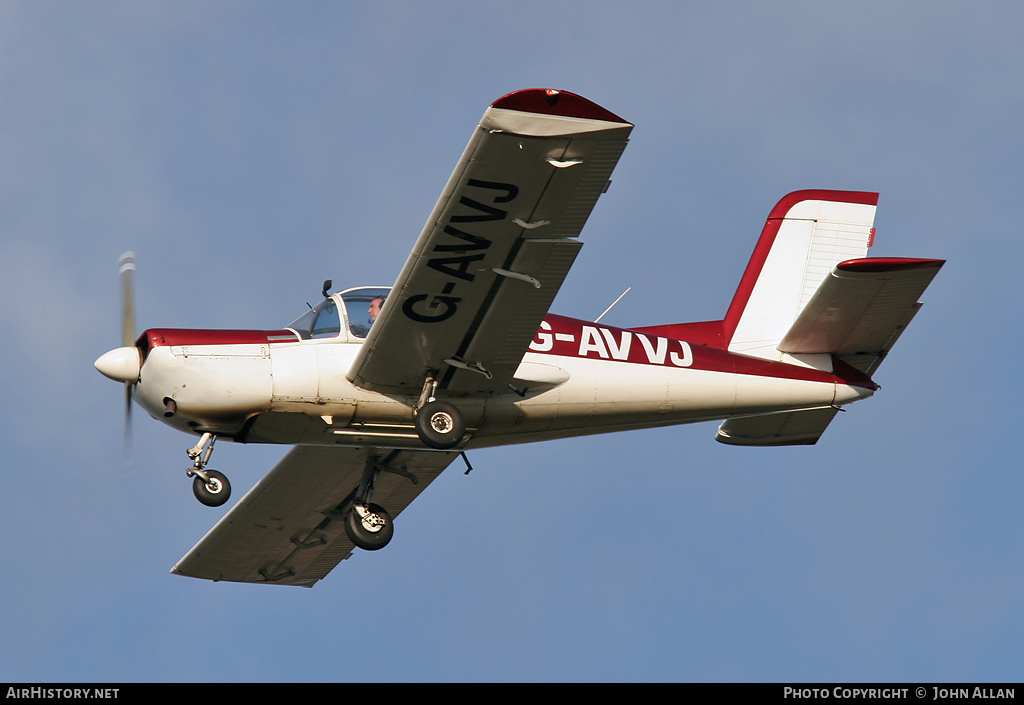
[533,314,876,390]
[138,328,299,350]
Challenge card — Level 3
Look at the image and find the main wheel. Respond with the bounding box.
[192,469,231,507]
[414,400,465,449]
[345,503,394,551]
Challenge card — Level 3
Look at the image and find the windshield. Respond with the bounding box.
[287,298,341,340]
[341,287,391,338]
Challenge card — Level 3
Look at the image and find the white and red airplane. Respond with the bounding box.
[94,89,943,587]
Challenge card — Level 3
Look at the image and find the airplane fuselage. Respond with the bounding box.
[131,309,876,452]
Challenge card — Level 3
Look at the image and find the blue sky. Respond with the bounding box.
[1,1,1021,682]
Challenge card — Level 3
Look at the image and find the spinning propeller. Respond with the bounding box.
[94,252,142,460]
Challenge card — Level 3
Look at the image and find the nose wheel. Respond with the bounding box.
[185,433,232,507]
[192,469,231,507]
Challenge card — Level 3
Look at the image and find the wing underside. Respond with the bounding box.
[348,89,632,397]
[172,446,459,587]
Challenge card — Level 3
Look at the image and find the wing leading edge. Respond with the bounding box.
[348,89,632,397]
[172,446,459,587]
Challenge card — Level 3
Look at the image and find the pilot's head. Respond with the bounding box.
[368,296,385,323]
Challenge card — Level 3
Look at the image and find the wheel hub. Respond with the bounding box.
[360,512,386,533]
[430,412,454,434]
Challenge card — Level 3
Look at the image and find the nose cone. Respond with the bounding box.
[94,346,141,383]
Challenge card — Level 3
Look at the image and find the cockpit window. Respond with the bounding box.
[287,298,341,340]
[341,287,391,339]
[286,287,391,341]
[311,299,341,338]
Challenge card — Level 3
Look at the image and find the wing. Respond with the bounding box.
[171,446,460,587]
[777,257,945,374]
[348,89,632,396]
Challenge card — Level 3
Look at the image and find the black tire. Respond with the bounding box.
[192,469,231,507]
[414,400,465,449]
[345,503,394,551]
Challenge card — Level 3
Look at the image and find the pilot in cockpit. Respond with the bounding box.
[368,295,385,324]
[349,294,386,338]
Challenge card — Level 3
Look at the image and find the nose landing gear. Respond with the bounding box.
[185,433,231,507]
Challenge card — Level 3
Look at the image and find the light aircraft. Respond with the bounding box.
[94,89,944,587]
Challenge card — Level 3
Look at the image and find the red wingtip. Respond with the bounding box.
[491,88,629,124]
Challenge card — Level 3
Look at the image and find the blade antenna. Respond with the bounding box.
[595,287,630,323]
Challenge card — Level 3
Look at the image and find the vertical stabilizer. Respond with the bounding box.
[722,190,878,361]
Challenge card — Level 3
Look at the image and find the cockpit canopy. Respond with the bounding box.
[287,286,391,341]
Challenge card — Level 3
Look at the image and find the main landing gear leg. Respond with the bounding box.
[185,433,231,507]
[344,456,394,551]
[413,376,466,450]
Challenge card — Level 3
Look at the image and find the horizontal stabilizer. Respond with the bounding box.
[777,257,944,374]
[715,407,840,446]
